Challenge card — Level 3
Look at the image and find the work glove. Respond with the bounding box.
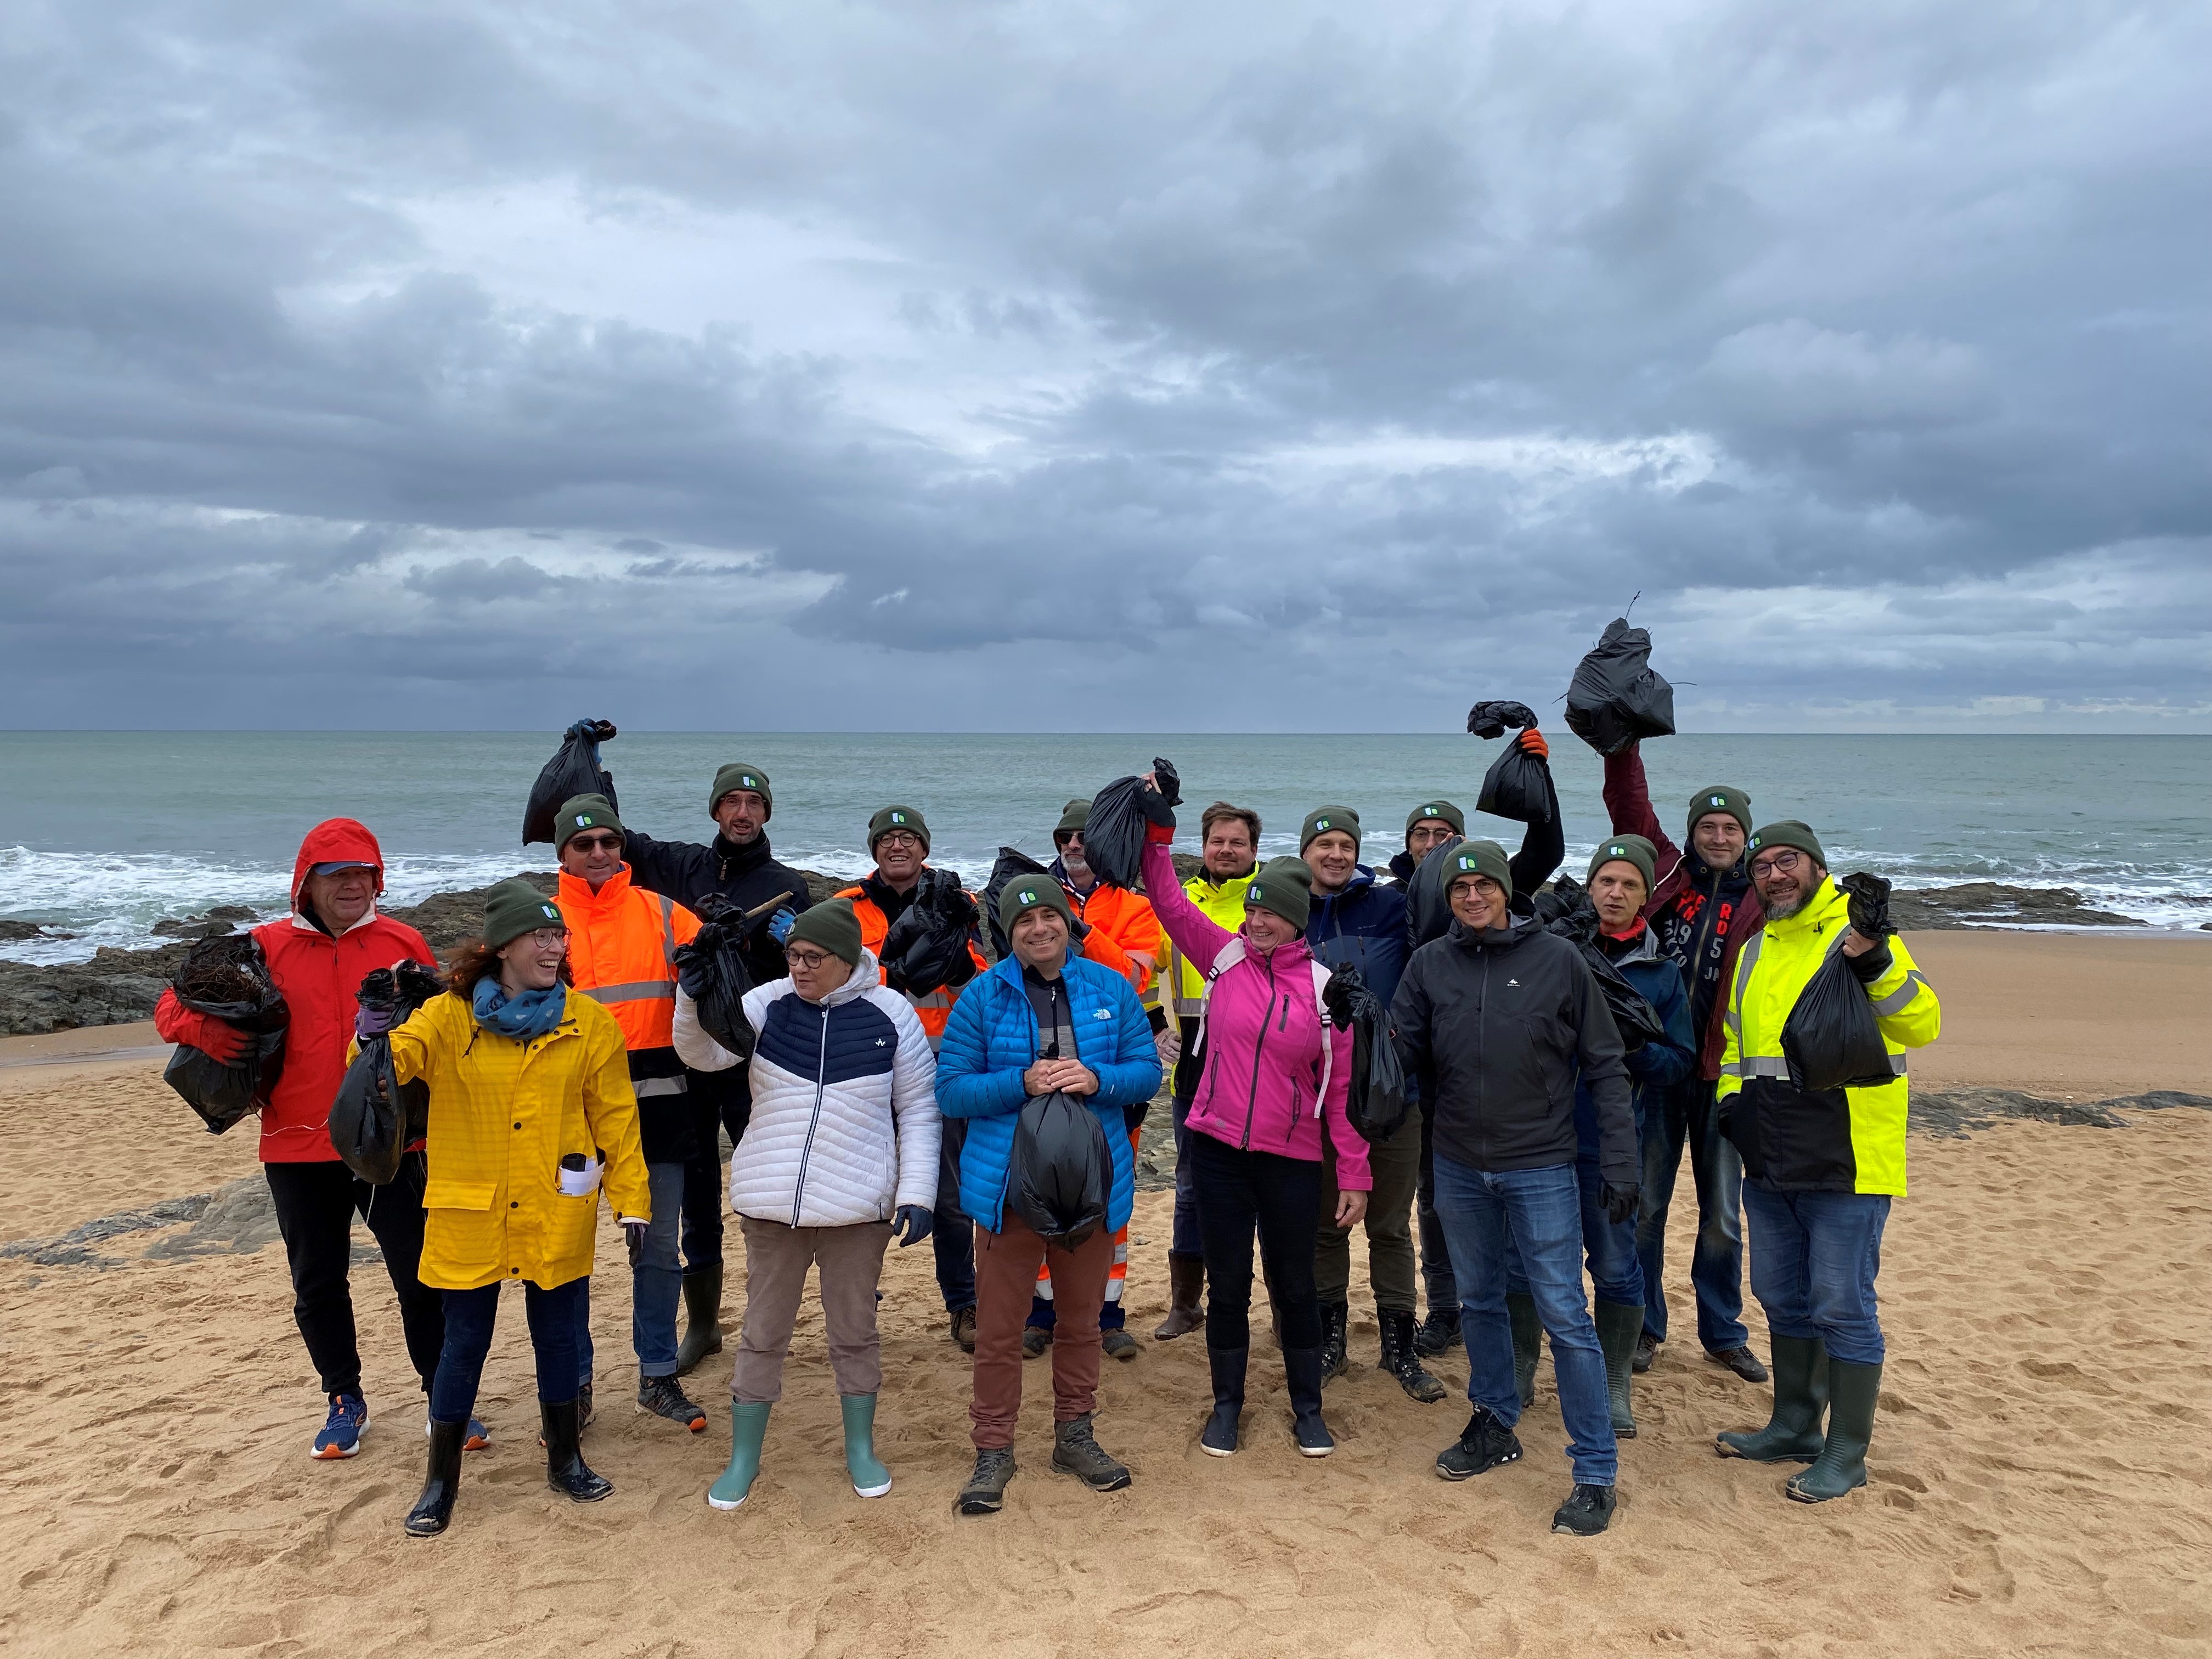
[1602,1182,1640,1227]
[891,1205,934,1249]
[675,945,712,1001]
[353,1002,396,1042]
[187,1013,249,1065]
[1137,777,1177,830]
[1516,727,1550,761]
[622,1218,650,1268]
[766,908,797,944]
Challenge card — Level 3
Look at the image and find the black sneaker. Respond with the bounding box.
[1435,1407,1522,1481]
[1414,1308,1463,1358]
[949,1306,978,1353]
[1551,1482,1618,1535]
[637,1373,708,1432]
[956,1448,1017,1515]
[1632,1333,1659,1375]
[1706,1345,1770,1384]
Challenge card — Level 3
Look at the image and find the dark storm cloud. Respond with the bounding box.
[1,0,2205,730]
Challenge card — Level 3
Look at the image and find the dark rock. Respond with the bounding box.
[383,872,558,956]
[0,919,73,944]
[1888,883,2145,930]
[0,941,190,1036]
[150,904,260,940]
[1910,1087,2212,1139]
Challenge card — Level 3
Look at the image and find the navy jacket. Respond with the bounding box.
[1305,867,1409,1010]
[1572,926,1695,1159]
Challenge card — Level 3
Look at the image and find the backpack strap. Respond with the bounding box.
[1194,942,1338,1120]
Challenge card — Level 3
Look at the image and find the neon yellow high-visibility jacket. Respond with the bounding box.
[1716,879,1940,1196]
[1161,865,1257,1018]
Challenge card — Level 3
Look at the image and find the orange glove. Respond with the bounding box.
[1517,727,1550,761]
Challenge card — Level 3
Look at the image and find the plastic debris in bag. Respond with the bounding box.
[1083,758,1182,891]
[675,895,759,1064]
[524,719,619,845]
[1466,699,1554,825]
[1540,892,1666,1054]
[881,867,981,997]
[1781,946,1897,1094]
[1321,966,1410,1144]
[1564,618,1675,756]
[163,934,289,1135]
[1841,872,1894,940]
[1005,1091,1112,1248]
[983,847,1052,960]
[329,960,443,1184]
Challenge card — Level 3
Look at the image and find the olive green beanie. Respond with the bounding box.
[1300,805,1362,854]
[483,879,567,950]
[1437,839,1514,902]
[1404,799,1466,841]
[554,793,624,853]
[1748,821,1828,869]
[709,763,773,818]
[1586,833,1658,893]
[786,898,865,967]
[867,805,930,854]
[998,874,1075,937]
[1686,785,1753,844]
[1056,798,1091,837]
[1244,856,1315,932]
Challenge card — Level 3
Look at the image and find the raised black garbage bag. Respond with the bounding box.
[1841,871,1895,940]
[983,847,1052,960]
[1540,893,1665,1054]
[1005,1091,1112,1248]
[1465,699,1539,741]
[1781,947,1897,1094]
[1084,758,1182,890]
[1468,699,1554,825]
[675,895,759,1064]
[524,719,619,845]
[881,867,981,997]
[329,960,443,1184]
[1322,966,1410,1144]
[1564,618,1675,756]
[163,934,289,1135]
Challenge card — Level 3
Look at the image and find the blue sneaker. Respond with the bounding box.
[312,1392,369,1460]
[427,1415,490,1452]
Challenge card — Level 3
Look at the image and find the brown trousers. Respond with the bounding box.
[731,1215,892,1404]
[970,1213,1111,1449]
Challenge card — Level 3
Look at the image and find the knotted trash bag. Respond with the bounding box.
[674,896,758,1064]
[1541,895,1666,1054]
[1465,699,1539,741]
[163,934,289,1135]
[1841,871,1894,939]
[983,847,1050,960]
[1781,946,1897,1094]
[1322,966,1410,1144]
[330,960,443,1184]
[524,719,619,845]
[1466,699,1554,825]
[1006,1091,1112,1248]
[1564,619,1675,756]
[881,867,981,997]
[1084,758,1182,890]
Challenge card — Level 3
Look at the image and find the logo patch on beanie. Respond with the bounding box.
[1018,888,1038,905]
[1709,794,1726,808]
[541,905,560,921]
[575,815,593,828]
[1250,885,1265,902]
[1315,819,1330,831]
[1609,844,1627,857]
[742,776,757,788]
[891,811,906,824]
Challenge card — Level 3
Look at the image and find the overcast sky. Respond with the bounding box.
[3,1,2205,732]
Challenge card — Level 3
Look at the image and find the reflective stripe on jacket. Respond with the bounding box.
[555,865,700,1052]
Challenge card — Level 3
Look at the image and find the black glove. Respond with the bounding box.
[1602,1182,1640,1227]
[891,1205,934,1249]
[622,1218,649,1267]
[1138,776,1177,830]
[674,938,713,1000]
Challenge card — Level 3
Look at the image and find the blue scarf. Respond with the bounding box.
[472,977,568,1041]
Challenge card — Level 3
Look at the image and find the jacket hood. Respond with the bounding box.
[290,817,386,910]
[1764,876,1849,940]
[1312,865,1376,902]
[1603,923,1662,966]
[818,947,883,1007]
[558,862,637,912]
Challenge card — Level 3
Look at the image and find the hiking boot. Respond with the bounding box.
[541,1399,613,1503]
[1632,1332,1659,1375]
[1318,1300,1350,1383]
[404,1419,466,1537]
[1201,1346,1246,1457]
[1551,1482,1618,1536]
[1154,1252,1205,1340]
[1594,1299,1642,1439]
[1717,1334,1830,1464]
[1435,1407,1522,1481]
[841,1393,891,1498]
[708,1402,771,1510]
[675,1268,724,1376]
[637,1373,709,1432]
[1052,1413,1133,1492]
[1414,1307,1463,1358]
[312,1391,368,1460]
[1102,1328,1141,1363]
[1378,1308,1447,1403]
[1283,1347,1334,1457]
[1786,1359,1881,1503]
[949,1306,978,1353]
[1707,1344,1770,1384]
[1507,1293,1543,1408]
[426,1413,489,1451]
[1022,1325,1052,1359]
[956,1447,1017,1515]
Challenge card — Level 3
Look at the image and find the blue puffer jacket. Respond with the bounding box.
[1574,927,1696,1158]
[935,952,1163,1235]
[1306,866,1409,1010]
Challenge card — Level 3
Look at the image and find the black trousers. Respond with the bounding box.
[263,1153,445,1397]
[1188,1130,1325,1352]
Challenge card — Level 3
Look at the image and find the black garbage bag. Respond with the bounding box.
[1539,896,1665,1054]
[163,934,289,1135]
[1781,949,1897,1094]
[881,867,981,997]
[1841,872,1894,939]
[1084,758,1182,890]
[1530,873,1588,927]
[1465,699,1539,741]
[1471,705,1555,825]
[1564,619,1675,756]
[983,847,1051,960]
[329,960,444,1184]
[1322,967,1410,1144]
[1005,1091,1112,1248]
[675,896,758,1064]
[524,719,619,845]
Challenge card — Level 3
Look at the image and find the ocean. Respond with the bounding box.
[1,731,2207,963]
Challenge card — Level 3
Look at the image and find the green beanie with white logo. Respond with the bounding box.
[867,805,930,854]
[1437,839,1514,902]
[1748,820,1827,869]
[1244,856,1315,932]
[554,794,624,853]
[1686,784,1753,844]
[483,879,567,950]
[1300,805,1362,854]
[1587,833,1658,893]
[997,875,1074,937]
[709,763,773,819]
[1404,799,1466,842]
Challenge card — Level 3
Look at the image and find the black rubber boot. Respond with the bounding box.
[541,1399,614,1503]
[1593,1299,1642,1439]
[1318,1300,1350,1383]
[1414,1307,1463,1359]
[1716,1334,1830,1463]
[1787,1358,1881,1502]
[403,1418,466,1537]
[1507,1293,1542,1408]
[674,1267,724,1376]
[1201,1346,1247,1457]
[1283,1347,1334,1457]
[1154,1254,1206,1341]
[1378,1308,1448,1403]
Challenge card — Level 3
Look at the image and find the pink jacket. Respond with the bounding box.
[1142,837,1370,1188]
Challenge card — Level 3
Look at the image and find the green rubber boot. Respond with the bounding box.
[1506,1294,1542,1408]
[1716,1335,1829,1463]
[1593,1299,1642,1439]
[841,1393,891,1498]
[1787,1359,1881,1502]
[707,1401,771,1510]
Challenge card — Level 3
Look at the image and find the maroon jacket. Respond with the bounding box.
[1601,747,1763,1082]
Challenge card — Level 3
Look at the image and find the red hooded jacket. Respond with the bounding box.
[154,820,434,1164]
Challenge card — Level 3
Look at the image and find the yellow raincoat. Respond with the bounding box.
[387,988,650,1291]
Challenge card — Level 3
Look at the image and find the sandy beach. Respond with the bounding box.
[1,930,2205,1658]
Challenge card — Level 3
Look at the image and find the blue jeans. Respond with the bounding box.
[1170,1090,1204,1258]
[1431,1154,1616,1487]
[934,1116,975,1313]
[1637,1078,1748,1351]
[1505,1160,1644,1309]
[1742,1184,1890,1365]
[632,1161,686,1377]
[430,1276,586,1423]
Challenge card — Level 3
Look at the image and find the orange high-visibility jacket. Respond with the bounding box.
[1066,881,1159,1000]
[555,865,700,1055]
[838,874,990,1048]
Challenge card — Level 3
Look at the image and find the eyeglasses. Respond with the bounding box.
[567,833,623,854]
[527,928,569,950]
[1750,850,1806,877]
[876,831,923,850]
[786,947,836,970]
